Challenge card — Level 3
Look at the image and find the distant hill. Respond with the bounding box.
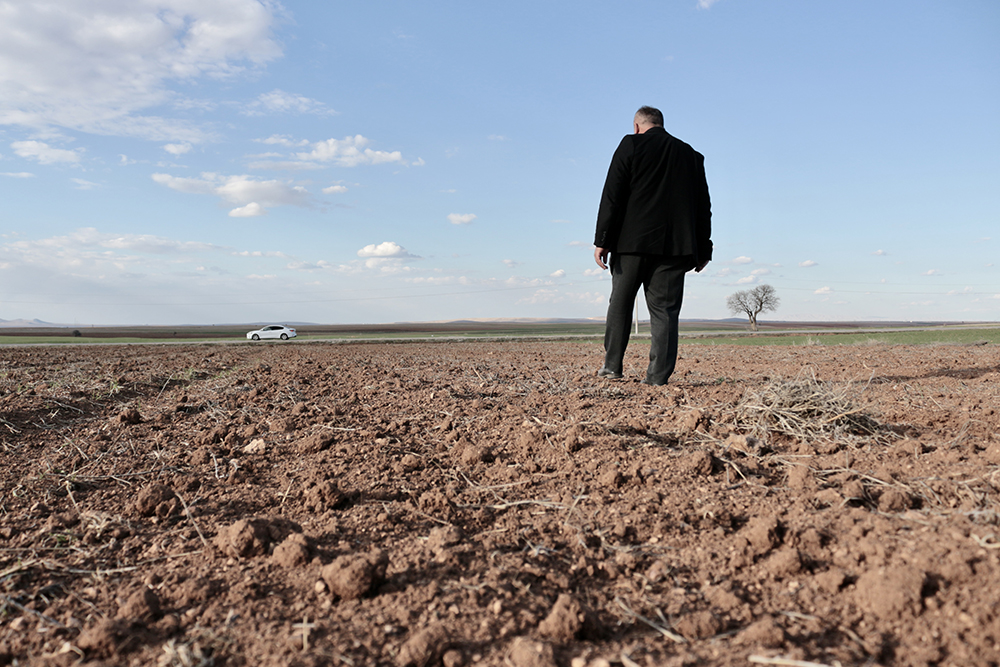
[0,318,63,328]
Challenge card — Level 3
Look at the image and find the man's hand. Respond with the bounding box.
[594,247,609,270]
[695,260,709,273]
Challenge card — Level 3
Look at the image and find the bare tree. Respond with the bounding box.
[727,284,779,331]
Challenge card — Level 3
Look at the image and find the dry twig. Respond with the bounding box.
[614,597,686,643]
[749,656,840,667]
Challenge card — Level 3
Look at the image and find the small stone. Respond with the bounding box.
[243,438,266,454]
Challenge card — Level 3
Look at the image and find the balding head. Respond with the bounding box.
[633,106,664,134]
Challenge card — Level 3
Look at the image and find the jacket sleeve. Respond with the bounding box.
[694,152,713,263]
[594,136,632,249]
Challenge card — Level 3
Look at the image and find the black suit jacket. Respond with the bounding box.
[594,127,712,265]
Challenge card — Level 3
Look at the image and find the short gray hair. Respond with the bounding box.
[635,106,664,127]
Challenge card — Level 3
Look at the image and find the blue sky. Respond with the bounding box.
[1,0,997,325]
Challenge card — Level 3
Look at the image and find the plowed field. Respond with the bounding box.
[2,340,999,666]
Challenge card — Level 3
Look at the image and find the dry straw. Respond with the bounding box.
[731,371,883,444]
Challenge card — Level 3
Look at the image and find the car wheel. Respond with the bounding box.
[252,334,260,341]
[280,333,288,340]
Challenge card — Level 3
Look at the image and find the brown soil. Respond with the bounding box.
[2,340,999,666]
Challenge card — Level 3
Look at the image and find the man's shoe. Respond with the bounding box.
[597,367,623,379]
[641,379,667,386]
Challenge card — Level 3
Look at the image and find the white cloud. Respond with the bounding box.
[229,202,265,217]
[11,140,81,164]
[734,269,772,284]
[163,143,191,155]
[505,276,544,287]
[872,249,887,256]
[322,185,348,194]
[815,286,833,294]
[152,172,312,215]
[448,213,477,226]
[245,89,333,116]
[1,172,35,178]
[296,135,404,167]
[151,173,216,196]
[287,260,333,271]
[0,227,222,279]
[583,268,604,277]
[257,135,310,148]
[550,269,566,278]
[357,242,416,261]
[71,178,99,190]
[923,269,942,276]
[364,260,412,273]
[214,176,310,208]
[245,159,325,171]
[697,0,723,8]
[233,250,291,259]
[799,260,817,267]
[0,0,282,141]
[488,134,509,141]
[733,256,753,264]
[567,241,589,247]
[503,259,521,268]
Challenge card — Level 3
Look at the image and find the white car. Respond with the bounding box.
[246,325,297,341]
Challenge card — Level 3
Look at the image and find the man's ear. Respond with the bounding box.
[634,122,641,134]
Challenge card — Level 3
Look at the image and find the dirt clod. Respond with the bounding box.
[743,515,782,556]
[507,637,556,667]
[272,532,311,567]
[736,615,786,647]
[682,449,715,476]
[117,407,142,424]
[321,548,389,599]
[673,610,722,640]
[134,484,179,517]
[855,565,926,620]
[214,517,301,558]
[396,623,450,667]
[116,587,161,622]
[538,593,587,643]
[426,525,463,551]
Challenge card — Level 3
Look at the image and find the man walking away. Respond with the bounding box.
[593,106,713,385]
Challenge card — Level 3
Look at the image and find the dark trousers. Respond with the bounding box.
[603,253,691,385]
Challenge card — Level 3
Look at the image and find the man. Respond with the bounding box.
[593,106,712,385]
